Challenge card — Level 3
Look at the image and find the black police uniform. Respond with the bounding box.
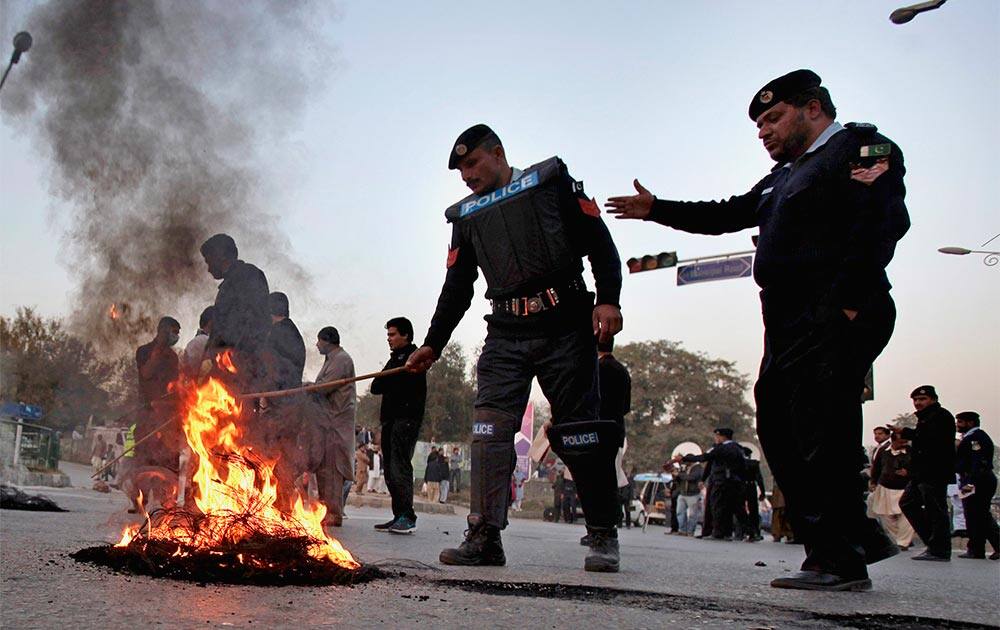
[423,156,623,533]
[743,457,766,540]
[955,427,999,557]
[683,441,746,539]
[645,72,909,580]
[899,401,956,558]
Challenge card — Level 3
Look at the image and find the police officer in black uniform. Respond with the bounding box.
[897,385,956,561]
[673,428,746,540]
[406,124,624,572]
[954,411,999,560]
[609,70,910,591]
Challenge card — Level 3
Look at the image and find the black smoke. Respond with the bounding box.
[1,0,333,353]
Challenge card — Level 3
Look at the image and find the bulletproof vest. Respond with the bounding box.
[445,156,579,298]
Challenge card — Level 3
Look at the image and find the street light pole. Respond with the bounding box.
[0,31,32,94]
[938,247,1000,267]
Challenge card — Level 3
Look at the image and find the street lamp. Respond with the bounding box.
[0,31,32,93]
[938,246,999,267]
[890,0,947,24]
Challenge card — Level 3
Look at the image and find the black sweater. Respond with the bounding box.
[370,343,426,424]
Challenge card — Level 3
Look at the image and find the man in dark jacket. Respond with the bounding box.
[370,317,426,535]
[674,428,746,540]
[200,233,270,391]
[265,292,306,393]
[898,385,956,561]
[954,411,999,560]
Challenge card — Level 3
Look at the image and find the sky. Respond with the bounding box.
[1,1,998,440]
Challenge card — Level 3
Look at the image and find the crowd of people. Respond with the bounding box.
[94,66,1000,589]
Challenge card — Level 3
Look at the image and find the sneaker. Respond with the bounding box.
[373,517,398,532]
[388,516,417,535]
[584,527,620,573]
[440,519,506,566]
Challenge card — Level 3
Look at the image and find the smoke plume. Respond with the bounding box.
[2,0,333,353]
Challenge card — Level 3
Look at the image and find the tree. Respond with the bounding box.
[422,344,475,443]
[1,307,138,431]
[353,343,476,445]
[614,340,756,471]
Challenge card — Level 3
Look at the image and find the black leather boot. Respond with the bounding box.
[584,526,620,573]
[439,518,506,566]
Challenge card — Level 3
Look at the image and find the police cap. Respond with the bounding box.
[449,123,501,169]
[714,427,734,439]
[910,385,938,399]
[748,69,822,121]
[955,411,980,425]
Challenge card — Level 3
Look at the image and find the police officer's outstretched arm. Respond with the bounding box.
[606,179,761,235]
[407,226,479,373]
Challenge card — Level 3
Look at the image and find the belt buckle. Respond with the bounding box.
[526,297,543,314]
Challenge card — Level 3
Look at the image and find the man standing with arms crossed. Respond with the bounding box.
[608,70,909,590]
[406,124,624,572]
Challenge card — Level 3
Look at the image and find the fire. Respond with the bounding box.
[215,349,238,374]
[108,303,119,320]
[115,368,358,570]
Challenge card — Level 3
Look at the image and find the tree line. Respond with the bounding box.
[4,307,769,470]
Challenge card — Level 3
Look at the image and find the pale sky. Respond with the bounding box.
[1,1,998,439]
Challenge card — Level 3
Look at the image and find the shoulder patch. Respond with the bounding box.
[446,247,459,268]
[578,197,600,217]
[845,121,879,133]
[860,143,891,158]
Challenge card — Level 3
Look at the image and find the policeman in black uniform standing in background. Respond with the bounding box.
[953,411,999,560]
[609,70,910,591]
[406,124,624,572]
[673,428,746,540]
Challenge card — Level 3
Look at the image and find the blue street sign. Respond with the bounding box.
[676,255,753,286]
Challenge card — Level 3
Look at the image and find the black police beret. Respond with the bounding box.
[748,69,822,121]
[955,411,980,423]
[714,427,734,439]
[910,385,938,399]
[449,123,501,169]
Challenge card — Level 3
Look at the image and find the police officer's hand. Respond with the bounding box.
[405,345,438,373]
[592,304,622,344]
[604,179,655,220]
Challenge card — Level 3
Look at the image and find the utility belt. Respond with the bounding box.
[491,278,587,317]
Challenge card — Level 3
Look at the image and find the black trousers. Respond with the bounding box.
[709,480,742,538]
[900,481,951,557]
[961,475,999,555]
[472,328,618,529]
[755,293,896,578]
[701,481,714,535]
[381,417,422,522]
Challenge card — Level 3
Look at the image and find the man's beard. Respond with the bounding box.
[772,113,810,163]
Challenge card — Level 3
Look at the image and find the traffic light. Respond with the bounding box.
[626,251,678,273]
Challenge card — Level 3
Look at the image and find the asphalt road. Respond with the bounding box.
[2,462,998,629]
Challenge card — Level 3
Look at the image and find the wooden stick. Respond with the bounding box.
[238,366,408,401]
[90,413,179,480]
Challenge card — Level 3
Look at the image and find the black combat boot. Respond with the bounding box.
[439,518,506,566]
[584,526,620,573]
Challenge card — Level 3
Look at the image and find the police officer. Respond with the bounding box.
[954,411,999,560]
[406,124,624,572]
[609,70,909,591]
[897,385,956,561]
[673,428,746,540]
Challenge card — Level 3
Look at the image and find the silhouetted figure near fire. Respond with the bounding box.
[264,291,306,395]
[132,316,183,510]
[199,233,270,392]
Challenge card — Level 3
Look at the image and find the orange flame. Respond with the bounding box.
[115,366,358,569]
[215,350,238,374]
[108,303,120,320]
